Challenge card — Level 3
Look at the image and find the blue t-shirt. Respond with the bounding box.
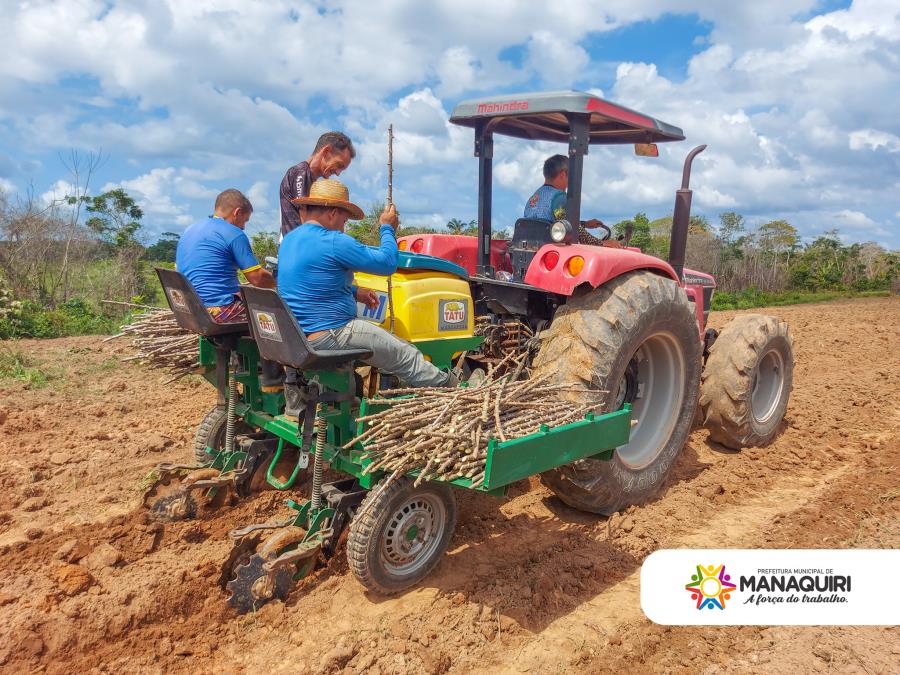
[278,222,397,333]
[524,184,567,221]
[175,216,260,307]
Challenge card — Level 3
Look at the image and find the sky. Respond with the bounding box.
[0,0,898,249]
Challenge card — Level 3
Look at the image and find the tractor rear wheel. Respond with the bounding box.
[348,476,457,595]
[700,314,793,449]
[535,270,701,515]
[193,405,252,464]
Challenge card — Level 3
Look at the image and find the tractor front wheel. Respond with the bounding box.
[535,270,701,515]
[700,314,793,449]
[348,477,457,595]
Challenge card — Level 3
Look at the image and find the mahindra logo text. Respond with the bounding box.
[477,101,529,114]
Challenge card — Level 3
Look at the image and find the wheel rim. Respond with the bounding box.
[615,332,686,470]
[750,348,785,424]
[380,492,446,576]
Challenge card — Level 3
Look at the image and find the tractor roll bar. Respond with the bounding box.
[668,144,707,281]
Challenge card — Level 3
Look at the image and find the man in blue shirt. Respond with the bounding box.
[278,179,453,388]
[176,189,275,322]
[524,154,621,247]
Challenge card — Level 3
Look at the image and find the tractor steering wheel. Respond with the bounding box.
[596,222,612,241]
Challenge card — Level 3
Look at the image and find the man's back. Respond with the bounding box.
[524,184,567,222]
[278,222,397,334]
[175,217,260,307]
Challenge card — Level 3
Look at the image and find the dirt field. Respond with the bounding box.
[1,297,898,674]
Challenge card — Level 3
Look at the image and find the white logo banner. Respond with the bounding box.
[640,549,899,625]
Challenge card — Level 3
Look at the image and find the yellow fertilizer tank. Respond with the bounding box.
[353,254,480,368]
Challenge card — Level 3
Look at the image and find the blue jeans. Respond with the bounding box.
[310,319,450,387]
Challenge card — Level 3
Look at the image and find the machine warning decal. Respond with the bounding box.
[253,311,282,342]
[439,299,468,331]
[357,292,389,324]
[167,288,189,312]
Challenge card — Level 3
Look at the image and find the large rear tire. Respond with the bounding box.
[535,271,701,515]
[700,314,793,449]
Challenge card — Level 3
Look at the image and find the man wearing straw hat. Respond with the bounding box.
[279,131,356,238]
[278,179,456,388]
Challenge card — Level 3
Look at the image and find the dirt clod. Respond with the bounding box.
[51,564,94,596]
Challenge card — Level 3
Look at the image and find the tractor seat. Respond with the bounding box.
[240,286,372,370]
[155,268,248,337]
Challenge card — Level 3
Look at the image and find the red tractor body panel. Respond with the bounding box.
[399,234,512,275]
[523,243,678,293]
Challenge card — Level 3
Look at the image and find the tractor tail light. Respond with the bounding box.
[398,240,408,251]
[566,256,585,276]
[411,239,424,253]
[541,250,559,271]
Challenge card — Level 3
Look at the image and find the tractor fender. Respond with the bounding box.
[397,234,512,275]
[523,244,679,295]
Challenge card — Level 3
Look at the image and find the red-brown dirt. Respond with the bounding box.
[0,297,897,673]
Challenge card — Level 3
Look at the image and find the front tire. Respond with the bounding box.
[535,271,701,515]
[348,477,457,595]
[700,314,793,449]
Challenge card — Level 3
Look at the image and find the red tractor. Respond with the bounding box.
[399,91,794,515]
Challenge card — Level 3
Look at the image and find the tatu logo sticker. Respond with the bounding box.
[253,310,282,342]
[438,299,467,331]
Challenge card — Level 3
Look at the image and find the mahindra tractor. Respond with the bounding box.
[398,90,794,515]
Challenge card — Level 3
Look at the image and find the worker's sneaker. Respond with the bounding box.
[283,383,303,419]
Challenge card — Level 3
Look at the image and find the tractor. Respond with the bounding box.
[150,90,793,612]
[399,90,794,514]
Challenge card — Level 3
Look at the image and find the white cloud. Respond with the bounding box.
[0,177,15,194]
[39,179,77,206]
[835,209,875,229]
[849,129,900,152]
[0,0,897,245]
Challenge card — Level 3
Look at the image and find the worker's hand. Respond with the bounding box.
[355,287,380,310]
[379,203,400,230]
[601,240,624,249]
[584,218,605,229]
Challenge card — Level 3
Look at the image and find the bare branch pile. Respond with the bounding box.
[104,302,198,379]
[347,355,604,489]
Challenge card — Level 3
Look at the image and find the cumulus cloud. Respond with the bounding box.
[0,0,896,244]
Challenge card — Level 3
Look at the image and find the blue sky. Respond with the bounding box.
[0,0,897,250]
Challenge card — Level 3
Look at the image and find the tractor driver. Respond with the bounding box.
[176,189,275,323]
[278,179,456,388]
[524,154,622,248]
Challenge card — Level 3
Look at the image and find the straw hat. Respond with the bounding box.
[291,179,364,220]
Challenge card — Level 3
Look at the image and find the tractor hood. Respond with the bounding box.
[449,90,685,145]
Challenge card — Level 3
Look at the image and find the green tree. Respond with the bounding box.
[145,232,180,262]
[446,218,467,235]
[718,211,746,261]
[250,231,278,262]
[83,188,143,249]
[756,220,799,257]
[614,212,652,251]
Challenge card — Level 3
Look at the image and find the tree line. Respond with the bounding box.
[0,174,896,338]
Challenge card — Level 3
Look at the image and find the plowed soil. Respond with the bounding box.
[1,297,898,674]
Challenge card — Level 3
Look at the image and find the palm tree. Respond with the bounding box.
[446,218,466,235]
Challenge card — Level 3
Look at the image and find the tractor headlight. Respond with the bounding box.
[550,220,575,244]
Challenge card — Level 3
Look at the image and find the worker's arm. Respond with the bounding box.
[334,204,399,275]
[229,231,275,288]
[244,267,276,288]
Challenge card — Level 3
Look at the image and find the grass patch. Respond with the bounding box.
[711,289,890,311]
[0,347,58,387]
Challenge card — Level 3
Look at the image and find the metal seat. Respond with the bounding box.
[240,286,372,370]
[155,268,249,337]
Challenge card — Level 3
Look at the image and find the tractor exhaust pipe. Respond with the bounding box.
[668,144,706,281]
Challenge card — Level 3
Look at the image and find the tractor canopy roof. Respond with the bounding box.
[449,90,684,145]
